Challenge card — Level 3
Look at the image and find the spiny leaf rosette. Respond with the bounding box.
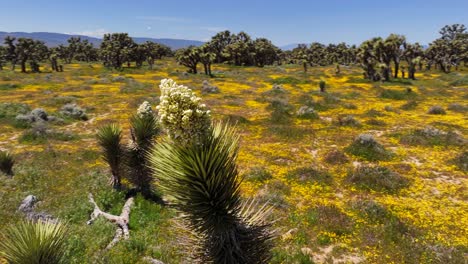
[126,102,160,196]
[0,220,68,264]
[151,79,273,263]
[97,124,124,189]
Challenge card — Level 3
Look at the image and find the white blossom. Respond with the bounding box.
[157,79,211,145]
[137,101,153,118]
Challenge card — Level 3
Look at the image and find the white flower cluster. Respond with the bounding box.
[137,101,153,118]
[137,101,153,117]
[157,79,211,145]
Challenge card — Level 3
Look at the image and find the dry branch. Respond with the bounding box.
[87,193,134,249]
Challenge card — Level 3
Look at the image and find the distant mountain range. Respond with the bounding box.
[0,31,205,50]
[280,43,304,51]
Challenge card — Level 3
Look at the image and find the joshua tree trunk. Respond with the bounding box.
[21,60,26,73]
[87,193,134,249]
[394,62,399,78]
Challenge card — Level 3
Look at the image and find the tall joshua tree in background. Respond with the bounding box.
[150,79,273,263]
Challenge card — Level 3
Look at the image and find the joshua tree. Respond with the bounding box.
[199,43,216,76]
[151,79,273,263]
[97,124,124,189]
[4,36,17,70]
[125,102,160,198]
[0,150,14,176]
[385,34,406,78]
[252,38,280,67]
[0,220,68,264]
[15,38,48,73]
[100,33,136,69]
[141,41,171,70]
[358,38,381,81]
[175,46,201,74]
[209,30,234,63]
[224,31,255,66]
[403,42,423,80]
[0,46,5,70]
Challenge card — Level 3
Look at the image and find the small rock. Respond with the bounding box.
[201,80,220,94]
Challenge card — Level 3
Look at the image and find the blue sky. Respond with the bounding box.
[0,0,467,46]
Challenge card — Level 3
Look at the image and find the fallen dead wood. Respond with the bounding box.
[87,193,134,249]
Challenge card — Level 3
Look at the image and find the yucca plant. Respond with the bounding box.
[0,220,68,264]
[0,150,14,176]
[126,114,160,197]
[151,123,273,263]
[97,123,124,189]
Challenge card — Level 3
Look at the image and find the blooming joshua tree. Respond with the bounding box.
[151,79,273,263]
[157,78,211,146]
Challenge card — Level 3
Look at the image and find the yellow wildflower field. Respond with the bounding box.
[0,59,466,263]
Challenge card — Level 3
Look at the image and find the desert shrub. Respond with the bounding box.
[297,94,314,106]
[60,103,88,120]
[324,149,349,164]
[112,75,127,82]
[400,100,418,110]
[0,150,14,176]
[399,126,465,146]
[223,114,250,124]
[337,115,361,127]
[264,84,287,95]
[19,122,77,143]
[286,167,332,185]
[245,166,273,182]
[271,76,307,85]
[365,118,387,127]
[14,108,65,127]
[427,105,446,115]
[0,220,68,264]
[380,89,416,100]
[364,109,385,117]
[342,102,358,109]
[345,134,393,161]
[384,105,398,112]
[447,103,467,113]
[267,99,293,123]
[0,83,21,90]
[316,205,354,235]
[319,80,326,92]
[352,200,411,242]
[451,151,467,172]
[352,200,391,224]
[321,93,340,104]
[296,105,319,119]
[41,96,77,107]
[0,102,31,119]
[347,165,409,192]
[62,85,92,92]
[450,75,468,86]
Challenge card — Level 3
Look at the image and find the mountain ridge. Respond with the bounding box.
[0,31,205,50]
